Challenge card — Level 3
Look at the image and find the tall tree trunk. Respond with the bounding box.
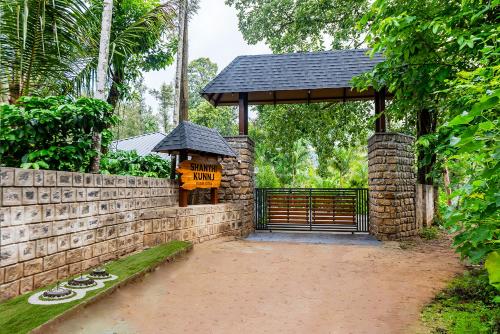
[174,0,188,125]
[90,0,114,173]
[107,70,123,109]
[417,108,439,224]
[8,81,21,104]
[171,0,189,180]
[179,5,189,122]
[443,166,452,206]
[416,108,437,184]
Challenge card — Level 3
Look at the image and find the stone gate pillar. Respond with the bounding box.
[220,136,255,236]
[368,133,418,240]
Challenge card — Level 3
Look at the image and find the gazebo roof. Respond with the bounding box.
[201,49,384,106]
[152,121,237,157]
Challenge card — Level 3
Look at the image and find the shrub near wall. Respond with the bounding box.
[0,96,116,172]
[100,150,171,178]
[0,96,170,178]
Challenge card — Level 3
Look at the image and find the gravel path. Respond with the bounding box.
[50,236,462,334]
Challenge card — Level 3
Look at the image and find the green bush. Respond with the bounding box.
[0,96,116,172]
[422,269,500,333]
[255,164,281,188]
[100,150,171,178]
[439,269,498,306]
[419,226,440,240]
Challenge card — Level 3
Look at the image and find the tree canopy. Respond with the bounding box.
[187,57,218,108]
[150,82,175,133]
[0,0,177,106]
[229,0,499,286]
[226,0,369,52]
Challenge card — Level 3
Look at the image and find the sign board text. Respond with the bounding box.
[176,159,222,190]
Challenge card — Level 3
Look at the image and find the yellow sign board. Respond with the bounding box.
[176,159,222,190]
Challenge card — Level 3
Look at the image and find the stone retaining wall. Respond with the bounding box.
[0,168,244,301]
[368,133,418,240]
[192,136,255,236]
[219,136,254,236]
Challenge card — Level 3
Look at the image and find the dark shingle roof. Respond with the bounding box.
[201,49,384,105]
[152,121,237,157]
[202,49,383,93]
[110,132,169,159]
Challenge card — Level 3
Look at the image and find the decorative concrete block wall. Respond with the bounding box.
[0,168,244,301]
[142,203,244,247]
[368,133,418,240]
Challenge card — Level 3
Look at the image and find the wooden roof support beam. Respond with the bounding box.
[213,93,222,107]
[239,92,249,135]
[374,88,387,132]
[178,149,189,207]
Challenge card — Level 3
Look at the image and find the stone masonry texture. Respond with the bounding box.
[368,133,418,240]
[219,136,254,236]
[192,136,255,236]
[0,168,245,301]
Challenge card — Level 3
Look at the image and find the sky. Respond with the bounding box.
[143,0,270,113]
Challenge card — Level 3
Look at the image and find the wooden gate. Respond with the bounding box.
[254,188,369,232]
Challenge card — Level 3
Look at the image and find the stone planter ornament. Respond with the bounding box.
[28,272,118,305]
[89,266,111,279]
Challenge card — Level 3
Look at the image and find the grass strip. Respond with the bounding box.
[421,269,500,333]
[0,240,191,334]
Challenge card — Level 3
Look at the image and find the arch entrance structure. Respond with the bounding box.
[201,49,420,240]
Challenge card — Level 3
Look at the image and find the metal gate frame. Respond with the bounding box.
[254,188,369,232]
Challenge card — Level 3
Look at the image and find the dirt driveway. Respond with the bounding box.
[50,235,463,334]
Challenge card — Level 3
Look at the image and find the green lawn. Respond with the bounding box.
[421,269,500,333]
[0,241,191,334]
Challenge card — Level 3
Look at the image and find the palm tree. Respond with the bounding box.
[90,0,114,173]
[0,0,177,104]
[104,1,176,108]
[0,0,91,103]
[95,0,113,101]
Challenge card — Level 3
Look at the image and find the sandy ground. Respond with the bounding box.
[50,236,463,334]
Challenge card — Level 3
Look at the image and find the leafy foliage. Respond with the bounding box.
[252,122,368,188]
[422,269,500,333]
[486,252,500,294]
[91,0,177,107]
[0,96,116,172]
[189,101,237,136]
[185,57,237,135]
[255,165,281,188]
[435,68,499,263]
[357,0,499,287]
[445,269,498,305]
[226,0,369,52]
[187,57,218,109]
[150,82,174,133]
[252,102,370,187]
[0,0,92,102]
[100,150,171,178]
[113,79,160,140]
[0,0,177,106]
[419,226,440,240]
